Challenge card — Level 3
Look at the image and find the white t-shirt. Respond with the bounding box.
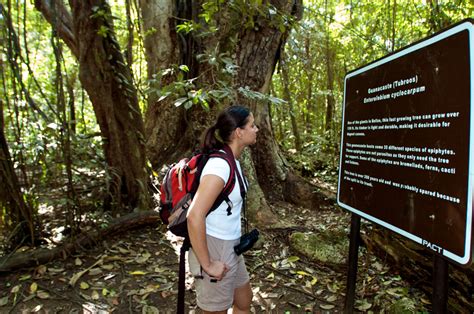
[201,157,246,240]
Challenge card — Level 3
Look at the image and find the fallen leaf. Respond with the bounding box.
[157,283,173,291]
[91,290,100,300]
[36,265,47,275]
[356,301,372,311]
[0,296,8,306]
[326,295,337,302]
[296,270,310,276]
[101,264,114,270]
[30,282,38,294]
[75,258,83,266]
[142,305,159,314]
[69,256,104,286]
[32,304,43,312]
[88,268,103,276]
[80,282,90,290]
[265,272,275,280]
[23,294,35,302]
[287,256,300,263]
[19,274,31,281]
[36,291,50,299]
[10,285,21,294]
[79,292,91,301]
[135,252,151,264]
[129,270,147,276]
[48,267,65,274]
[118,247,130,254]
[320,304,335,310]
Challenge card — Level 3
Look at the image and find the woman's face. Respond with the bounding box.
[239,113,259,145]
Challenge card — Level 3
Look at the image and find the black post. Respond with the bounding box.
[344,213,361,314]
[432,254,449,314]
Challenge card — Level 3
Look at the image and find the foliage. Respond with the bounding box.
[270,0,474,180]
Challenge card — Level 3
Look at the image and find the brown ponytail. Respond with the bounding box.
[202,105,250,153]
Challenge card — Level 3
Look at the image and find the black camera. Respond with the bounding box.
[234,229,260,255]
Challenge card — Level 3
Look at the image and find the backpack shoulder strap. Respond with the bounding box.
[208,145,237,193]
[206,145,239,215]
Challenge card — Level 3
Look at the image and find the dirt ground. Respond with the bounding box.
[0,202,430,313]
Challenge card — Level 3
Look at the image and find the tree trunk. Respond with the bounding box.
[235,0,331,210]
[140,0,218,168]
[0,100,36,248]
[34,0,151,211]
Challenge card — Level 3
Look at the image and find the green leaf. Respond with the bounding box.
[184,100,193,110]
[30,282,38,294]
[80,282,90,290]
[174,98,188,107]
[0,296,9,306]
[296,270,310,276]
[178,65,189,72]
[287,256,300,263]
[97,25,109,37]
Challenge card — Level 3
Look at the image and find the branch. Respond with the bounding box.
[0,210,161,272]
[33,0,78,57]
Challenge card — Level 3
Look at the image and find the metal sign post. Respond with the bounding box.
[433,255,449,314]
[344,214,361,314]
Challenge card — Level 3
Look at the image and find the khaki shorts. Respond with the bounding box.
[188,235,250,312]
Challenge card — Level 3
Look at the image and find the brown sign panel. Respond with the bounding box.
[337,20,474,265]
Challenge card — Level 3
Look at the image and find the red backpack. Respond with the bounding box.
[159,144,239,237]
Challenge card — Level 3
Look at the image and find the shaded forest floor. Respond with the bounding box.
[0,200,431,313]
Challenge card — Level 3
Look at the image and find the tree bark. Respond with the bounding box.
[140,0,220,168]
[0,100,36,248]
[35,0,151,211]
[235,0,331,210]
[0,211,161,273]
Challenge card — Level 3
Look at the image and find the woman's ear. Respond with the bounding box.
[235,127,244,139]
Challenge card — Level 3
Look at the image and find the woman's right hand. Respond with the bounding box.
[204,260,229,281]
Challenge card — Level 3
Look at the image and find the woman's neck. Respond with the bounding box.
[228,142,243,159]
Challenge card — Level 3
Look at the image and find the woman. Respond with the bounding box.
[187,105,258,313]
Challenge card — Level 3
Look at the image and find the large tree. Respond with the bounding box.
[34,0,151,211]
[141,0,329,226]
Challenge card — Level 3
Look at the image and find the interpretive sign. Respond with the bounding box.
[337,20,474,265]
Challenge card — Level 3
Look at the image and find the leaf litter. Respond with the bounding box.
[0,203,430,312]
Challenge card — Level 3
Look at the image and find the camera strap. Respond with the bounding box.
[235,164,249,233]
